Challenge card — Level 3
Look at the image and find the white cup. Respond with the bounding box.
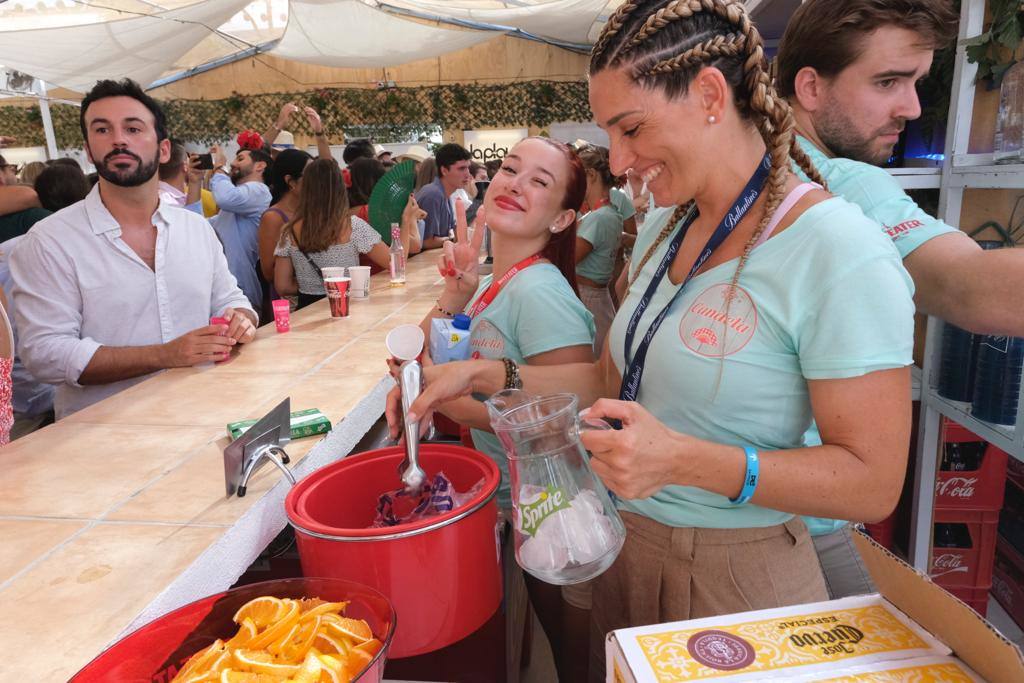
[386,324,425,361]
[321,267,347,280]
[347,265,372,299]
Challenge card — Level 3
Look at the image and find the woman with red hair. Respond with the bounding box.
[390,136,594,679]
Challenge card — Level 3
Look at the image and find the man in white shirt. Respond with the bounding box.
[10,78,257,419]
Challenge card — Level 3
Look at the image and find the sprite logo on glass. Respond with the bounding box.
[519,486,571,536]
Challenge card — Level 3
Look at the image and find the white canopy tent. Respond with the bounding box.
[272,0,505,68]
[0,0,625,94]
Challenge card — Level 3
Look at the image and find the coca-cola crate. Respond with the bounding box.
[930,508,999,588]
[942,583,991,618]
[1007,456,1024,489]
[992,536,1024,630]
[999,478,1024,557]
[864,511,896,551]
[935,419,1008,511]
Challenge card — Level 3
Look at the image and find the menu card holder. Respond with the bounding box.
[223,398,297,497]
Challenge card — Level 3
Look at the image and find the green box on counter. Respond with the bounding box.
[227,408,331,441]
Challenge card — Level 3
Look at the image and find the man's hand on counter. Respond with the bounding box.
[222,307,257,344]
[160,325,236,367]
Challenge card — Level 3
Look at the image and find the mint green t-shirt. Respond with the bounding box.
[467,263,596,508]
[576,205,623,285]
[796,137,958,258]
[796,137,957,537]
[612,197,915,529]
[610,187,636,221]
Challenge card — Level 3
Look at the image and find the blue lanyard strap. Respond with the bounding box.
[619,153,771,402]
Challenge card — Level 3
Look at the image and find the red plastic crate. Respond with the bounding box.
[935,419,1008,511]
[942,583,991,617]
[930,508,999,588]
[992,536,1024,630]
[1008,457,1024,490]
[864,512,896,551]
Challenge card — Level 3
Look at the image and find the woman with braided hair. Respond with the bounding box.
[401,1,915,677]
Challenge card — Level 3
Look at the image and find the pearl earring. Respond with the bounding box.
[708,115,717,124]
[550,225,559,233]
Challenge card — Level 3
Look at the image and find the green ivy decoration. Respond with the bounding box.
[0,80,591,149]
[965,0,1023,86]
[225,92,246,114]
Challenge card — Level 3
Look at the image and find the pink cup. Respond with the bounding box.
[272,299,291,332]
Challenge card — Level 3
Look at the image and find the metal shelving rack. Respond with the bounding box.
[908,0,1024,571]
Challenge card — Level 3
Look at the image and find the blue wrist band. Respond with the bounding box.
[729,447,759,505]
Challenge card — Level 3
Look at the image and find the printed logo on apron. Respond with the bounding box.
[679,284,758,357]
[470,319,506,360]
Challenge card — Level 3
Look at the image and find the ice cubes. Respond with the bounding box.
[515,487,620,573]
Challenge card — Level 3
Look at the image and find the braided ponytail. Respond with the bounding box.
[592,0,828,308]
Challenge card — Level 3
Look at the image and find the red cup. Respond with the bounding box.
[324,277,350,318]
[272,299,290,333]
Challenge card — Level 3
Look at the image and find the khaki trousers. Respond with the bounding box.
[590,512,828,682]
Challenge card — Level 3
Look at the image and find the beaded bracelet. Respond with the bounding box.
[436,300,457,317]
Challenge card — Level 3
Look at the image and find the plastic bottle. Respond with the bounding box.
[389,223,406,286]
[994,60,1024,164]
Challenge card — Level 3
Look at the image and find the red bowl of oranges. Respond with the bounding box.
[70,577,396,683]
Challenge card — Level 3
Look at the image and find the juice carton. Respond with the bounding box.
[430,314,472,364]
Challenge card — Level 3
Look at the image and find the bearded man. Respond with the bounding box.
[9,78,256,418]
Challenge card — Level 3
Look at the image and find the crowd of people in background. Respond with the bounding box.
[0,110,646,446]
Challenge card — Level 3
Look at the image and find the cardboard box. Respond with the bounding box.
[607,531,1024,682]
[227,408,331,441]
[800,655,982,681]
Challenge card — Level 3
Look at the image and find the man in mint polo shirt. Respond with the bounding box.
[776,0,1024,598]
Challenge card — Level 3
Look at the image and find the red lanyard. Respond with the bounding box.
[591,197,611,211]
[467,254,543,318]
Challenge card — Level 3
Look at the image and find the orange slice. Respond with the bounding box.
[316,653,344,683]
[232,596,284,628]
[218,672,281,683]
[299,601,350,621]
[354,638,383,658]
[313,631,348,656]
[246,599,300,650]
[232,649,300,677]
[281,616,320,661]
[342,645,374,681]
[226,617,258,649]
[289,650,324,683]
[325,617,372,644]
[175,639,225,680]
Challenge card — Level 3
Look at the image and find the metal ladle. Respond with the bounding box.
[398,360,427,494]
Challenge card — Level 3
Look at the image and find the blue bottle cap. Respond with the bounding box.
[452,313,471,330]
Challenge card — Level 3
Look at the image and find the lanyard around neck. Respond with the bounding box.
[466,253,543,318]
[619,154,771,402]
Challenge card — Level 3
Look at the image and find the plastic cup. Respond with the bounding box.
[348,265,371,299]
[272,299,291,333]
[386,324,425,361]
[321,267,347,280]
[324,277,350,318]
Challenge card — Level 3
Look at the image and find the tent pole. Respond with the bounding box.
[38,82,58,160]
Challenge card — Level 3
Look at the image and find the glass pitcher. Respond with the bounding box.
[486,390,626,585]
